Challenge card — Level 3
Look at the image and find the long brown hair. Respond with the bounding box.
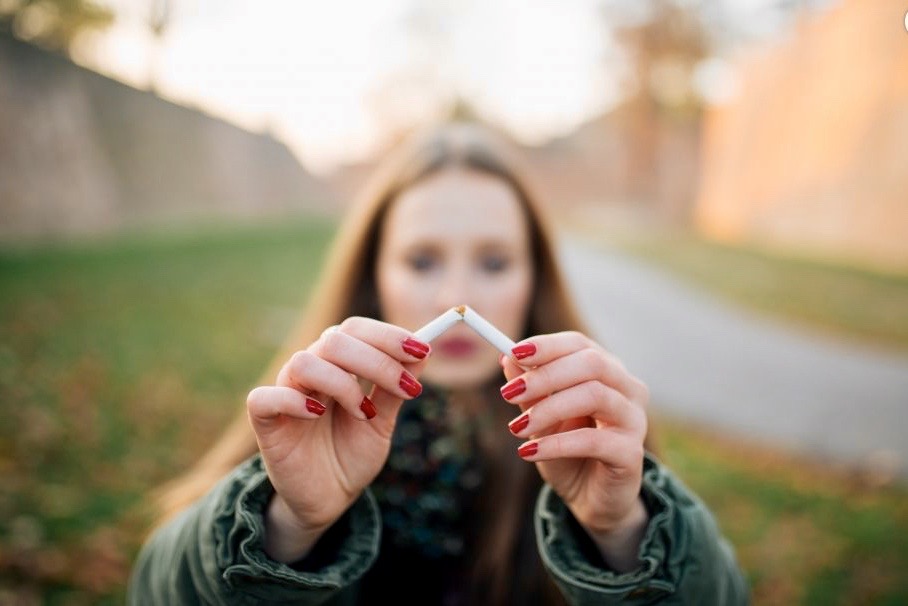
[154,121,608,603]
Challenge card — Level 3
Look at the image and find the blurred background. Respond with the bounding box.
[1,0,906,603]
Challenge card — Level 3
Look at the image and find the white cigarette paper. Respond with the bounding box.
[460,305,517,356]
[413,307,463,342]
[412,305,518,358]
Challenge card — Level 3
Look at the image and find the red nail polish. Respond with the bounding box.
[306,397,326,416]
[500,378,526,400]
[360,396,377,419]
[399,371,423,398]
[508,412,530,435]
[512,343,536,360]
[518,441,538,458]
[402,338,430,359]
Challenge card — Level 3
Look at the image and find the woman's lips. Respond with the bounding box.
[435,336,479,358]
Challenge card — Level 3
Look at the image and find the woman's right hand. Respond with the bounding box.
[245,317,430,562]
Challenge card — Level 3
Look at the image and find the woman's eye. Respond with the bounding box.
[407,254,436,272]
[481,255,509,273]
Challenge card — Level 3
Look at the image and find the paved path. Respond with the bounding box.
[559,236,908,476]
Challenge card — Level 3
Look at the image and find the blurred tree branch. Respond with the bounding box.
[147,0,170,92]
[0,0,113,53]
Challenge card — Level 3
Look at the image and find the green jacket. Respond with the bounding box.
[128,453,748,605]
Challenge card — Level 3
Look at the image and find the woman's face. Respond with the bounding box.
[376,168,535,390]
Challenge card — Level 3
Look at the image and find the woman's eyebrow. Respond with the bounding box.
[473,238,522,252]
[399,240,442,254]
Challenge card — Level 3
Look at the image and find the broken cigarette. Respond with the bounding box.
[412,307,463,343]
[459,306,517,357]
[413,305,517,357]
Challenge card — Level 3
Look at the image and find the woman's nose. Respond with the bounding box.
[433,266,474,311]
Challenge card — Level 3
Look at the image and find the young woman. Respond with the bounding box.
[128,122,748,605]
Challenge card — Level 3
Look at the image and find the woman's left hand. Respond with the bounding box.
[500,332,650,570]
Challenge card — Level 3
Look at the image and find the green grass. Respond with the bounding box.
[1,218,906,604]
[573,228,908,352]
[655,419,908,605]
[0,217,336,603]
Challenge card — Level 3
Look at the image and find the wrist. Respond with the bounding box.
[263,493,331,564]
[584,497,649,573]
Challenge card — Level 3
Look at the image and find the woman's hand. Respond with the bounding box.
[500,332,650,572]
[245,317,430,563]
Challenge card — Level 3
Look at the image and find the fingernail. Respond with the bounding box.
[508,412,530,435]
[500,378,526,400]
[399,371,423,398]
[360,396,377,419]
[306,397,326,416]
[517,441,538,458]
[402,337,430,359]
[512,343,536,360]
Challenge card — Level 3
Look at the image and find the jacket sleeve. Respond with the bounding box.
[535,453,749,605]
[127,454,382,606]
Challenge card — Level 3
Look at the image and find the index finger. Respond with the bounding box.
[505,332,645,400]
[508,331,592,366]
[335,316,432,361]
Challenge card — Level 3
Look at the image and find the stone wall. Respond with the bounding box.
[0,34,337,242]
[694,0,908,271]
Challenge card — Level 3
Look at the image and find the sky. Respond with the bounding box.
[70,0,818,174]
[71,0,625,173]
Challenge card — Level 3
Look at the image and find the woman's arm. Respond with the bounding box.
[581,496,649,573]
[127,455,382,606]
[535,453,749,605]
[245,318,429,562]
[499,335,748,604]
